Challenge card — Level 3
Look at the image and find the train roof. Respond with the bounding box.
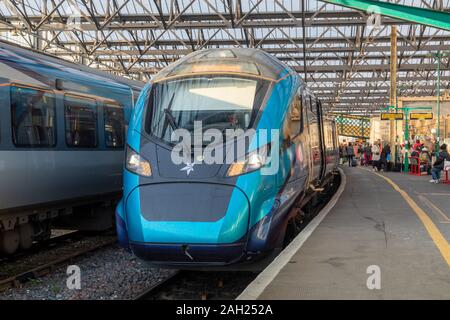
[0,40,144,93]
[152,48,297,83]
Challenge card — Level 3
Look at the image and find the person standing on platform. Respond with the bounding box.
[430,144,450,183]
[341,143,347,164]
[413,139,421,152]
[385,144,391,170]
[353,143,360,162]
[372,141,381,171]
[411,145,420,158]
[424,137,434,153]
[347,142,355,167]
[380,143,390,172]
[364,143,372,166]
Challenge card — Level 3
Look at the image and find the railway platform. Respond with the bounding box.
[239,166,450,300]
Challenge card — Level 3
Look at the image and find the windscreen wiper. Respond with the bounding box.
[163,93,178,131]
[160,92,179,139]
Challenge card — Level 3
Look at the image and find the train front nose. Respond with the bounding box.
[125,182,250,264]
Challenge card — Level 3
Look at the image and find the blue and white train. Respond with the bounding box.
[0,41,143,254]
[116,48,338,269]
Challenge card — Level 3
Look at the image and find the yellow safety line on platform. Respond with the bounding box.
[418,194,450,223]
[362,168,450,268]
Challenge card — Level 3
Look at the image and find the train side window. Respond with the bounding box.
[308,97,317,122]
[64,95,97,147]
[104,104,124,148]
[285,94,301,137]
[302,94,309,127]
[298,93,304,133]
[10,85,56,147]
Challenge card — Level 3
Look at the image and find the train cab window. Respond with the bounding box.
[104,103,124,148]
[146,75,270,145]
[10,85,56,147]
[64,95,97,147]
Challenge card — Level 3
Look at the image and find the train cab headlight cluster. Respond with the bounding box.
[226,144,270,177]
[126,146,152,177]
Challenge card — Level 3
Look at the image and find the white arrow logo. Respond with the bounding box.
[180,162,195,175]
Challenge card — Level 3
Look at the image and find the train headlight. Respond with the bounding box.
[126,145,152,177]
[226,144,270,177]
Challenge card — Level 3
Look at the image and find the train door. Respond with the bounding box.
[316,99,326,182]
[331,120,339,167]
[282,90,305,193]
[301,93,312,187]
[305,95,321,183]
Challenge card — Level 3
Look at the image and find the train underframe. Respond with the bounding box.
[0,193,119,255]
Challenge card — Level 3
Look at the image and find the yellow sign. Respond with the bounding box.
[410,113,433,120]
[380,113,403,120]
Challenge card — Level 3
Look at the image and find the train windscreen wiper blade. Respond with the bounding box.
[163,93,178,131]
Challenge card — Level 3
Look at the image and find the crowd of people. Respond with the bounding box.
[339,139,450,184]
[339,140,391,172]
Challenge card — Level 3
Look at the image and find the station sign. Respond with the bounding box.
[380,113,404,120]
[410,113,433,120]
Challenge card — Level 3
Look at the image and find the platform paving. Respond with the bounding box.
[255,166,450,299]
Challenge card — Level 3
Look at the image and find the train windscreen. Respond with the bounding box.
[146,75,270,146]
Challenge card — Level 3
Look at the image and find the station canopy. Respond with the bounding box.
[0,0,449,116]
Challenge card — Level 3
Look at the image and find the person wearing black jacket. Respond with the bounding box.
[430,144,450,183]
[380,144,391,172]
[347,142,355,167]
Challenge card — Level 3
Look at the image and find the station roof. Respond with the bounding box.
[0,0,449,116]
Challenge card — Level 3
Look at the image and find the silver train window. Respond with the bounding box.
[11,85,56,147]
[64,94,97,148]
[104,103,124,148]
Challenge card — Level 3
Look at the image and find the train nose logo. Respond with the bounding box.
[181,162,195,175]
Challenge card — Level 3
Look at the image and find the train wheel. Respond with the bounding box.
[32,221,51,241]
[0,230,20,255]
[19,223,34,250]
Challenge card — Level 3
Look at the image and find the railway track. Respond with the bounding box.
[134,271,183,300]
[134,271,256,300]
[0,233,116,292]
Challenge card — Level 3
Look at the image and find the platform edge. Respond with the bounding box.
[236,167,347,300]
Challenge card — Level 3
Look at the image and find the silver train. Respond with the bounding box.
[0,41,143,254]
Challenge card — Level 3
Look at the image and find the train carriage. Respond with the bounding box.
[116,48,339,269]
[0,41,143,255]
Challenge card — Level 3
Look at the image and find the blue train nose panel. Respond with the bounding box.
[125,183,250,244]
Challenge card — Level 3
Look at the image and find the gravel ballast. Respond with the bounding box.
[0,245,175,300]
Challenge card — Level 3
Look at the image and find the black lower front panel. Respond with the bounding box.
[130,241,246,265]
[139,183,235,222]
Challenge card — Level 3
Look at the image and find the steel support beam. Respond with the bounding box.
[390,26,398,161]
[322,0,450,31]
